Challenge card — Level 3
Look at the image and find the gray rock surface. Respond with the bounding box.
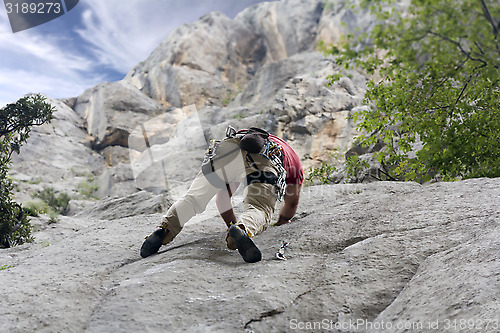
[124,0,327,108]
[1,178,498,332]
[77,191,169,221]
[10,97,105,207]
[4,1,498,332]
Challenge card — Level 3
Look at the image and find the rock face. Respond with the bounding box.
[4,1,498,331]
[1,178,498,332]
[10,0,377,199]
[124,0,326,108]
[73,81,167,152]
[10,97,105,208]
[121,0,372,173]
[9,0,372,202]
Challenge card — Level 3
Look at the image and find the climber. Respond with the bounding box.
[140,126,303,263]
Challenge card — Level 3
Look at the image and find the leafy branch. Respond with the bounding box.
[323,0,500,182]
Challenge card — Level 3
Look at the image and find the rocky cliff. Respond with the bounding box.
[3,0,499,332]
[11,0,375,201]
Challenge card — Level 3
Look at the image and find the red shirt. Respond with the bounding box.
[269,135,304,185]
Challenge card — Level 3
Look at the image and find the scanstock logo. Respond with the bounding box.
[4,0,79,33]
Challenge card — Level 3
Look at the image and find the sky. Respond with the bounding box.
[0,0,270,108]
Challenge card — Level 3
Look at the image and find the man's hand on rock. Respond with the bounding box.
[276,218,290,226]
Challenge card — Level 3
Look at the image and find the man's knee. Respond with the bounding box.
[239,205,272,236]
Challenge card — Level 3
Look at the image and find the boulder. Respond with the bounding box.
[73,81,166,150]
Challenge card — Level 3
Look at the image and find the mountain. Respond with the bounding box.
[12,0,375,202]
[3,0,498,332]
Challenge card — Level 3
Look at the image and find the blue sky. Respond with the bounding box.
[0,0,270,108]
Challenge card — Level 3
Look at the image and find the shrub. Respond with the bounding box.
[345,155,370,183]
[33,187,70,214]
[306,162,338,185]
[23,200,48,217]
[77,174,99,199]
[0,94,54,248]
[0,200,34,248]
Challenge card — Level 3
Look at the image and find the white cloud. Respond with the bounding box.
[0,29,105,106]
[0,7,106,107]
[76,0,205,73]
[75,0,269,73]
[0,6,10,34]
[0,67,104,105]
[0,0,268,107]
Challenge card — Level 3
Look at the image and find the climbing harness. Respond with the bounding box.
[260,140,287,201]
[225,125,237,138]
[201,138,226,189]
[201,130,241,189]
[201,126,287,201]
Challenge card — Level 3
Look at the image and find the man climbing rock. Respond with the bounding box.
[140,126,303,263]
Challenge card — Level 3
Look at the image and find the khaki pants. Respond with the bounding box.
[162,140,278,237]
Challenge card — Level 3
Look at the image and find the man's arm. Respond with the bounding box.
[215,182,240,228]
[276,184,302,226]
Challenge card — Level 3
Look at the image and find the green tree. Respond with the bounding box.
[1,94,55,248]
[325,0,500,182]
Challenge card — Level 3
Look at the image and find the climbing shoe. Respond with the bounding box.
[225,232,237,250]
[140,220,182,258]
[228,225,262,263]
[140,228,165,258]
